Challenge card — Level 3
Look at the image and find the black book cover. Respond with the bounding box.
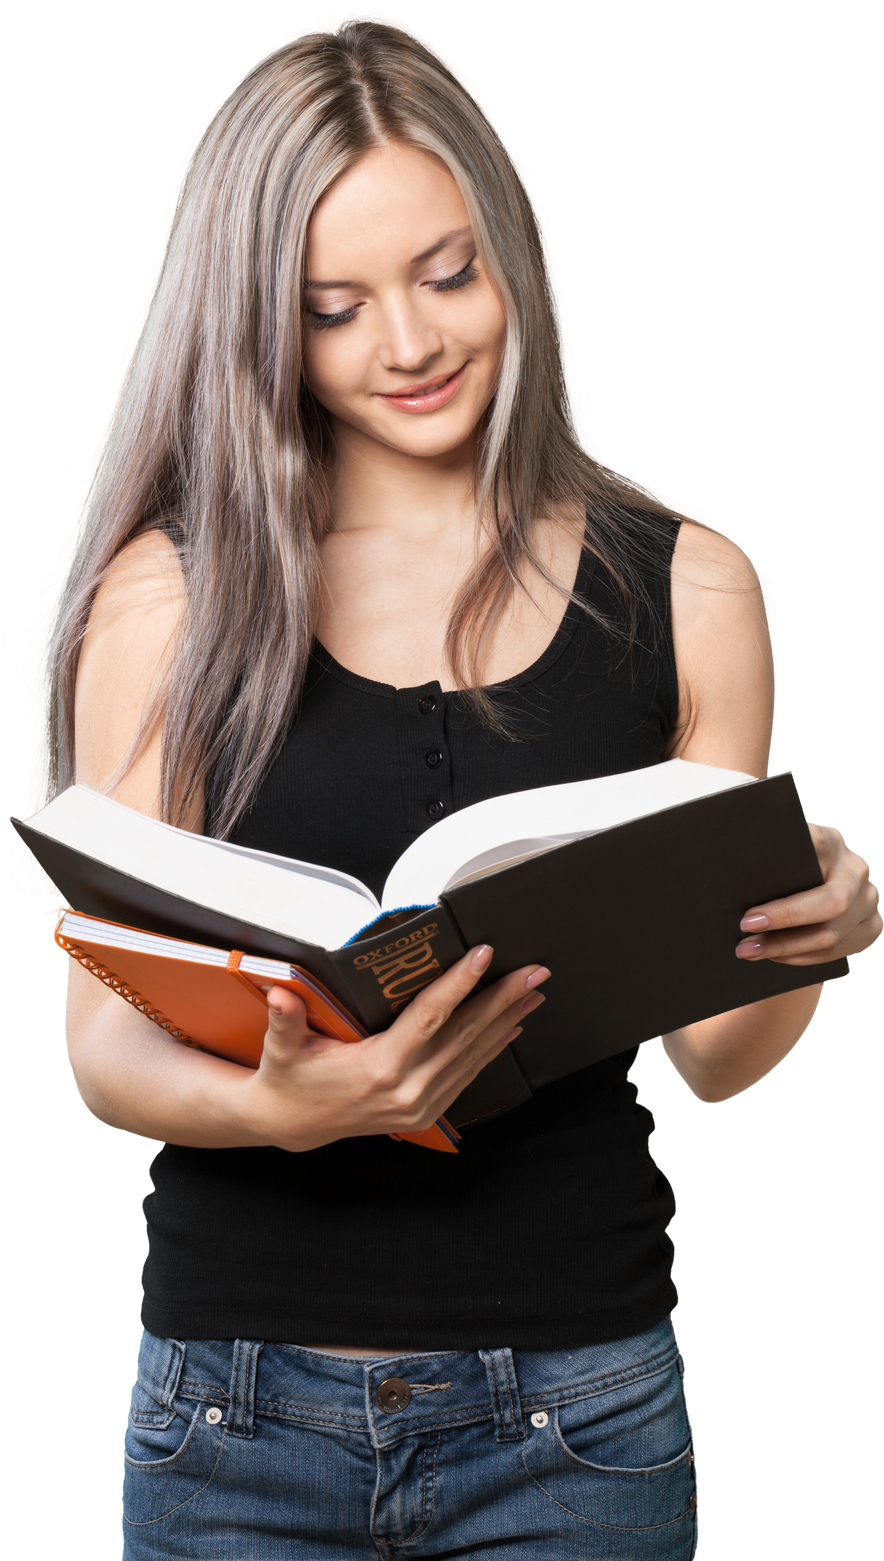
[13,771,847,1130]
[442,772,847,1100]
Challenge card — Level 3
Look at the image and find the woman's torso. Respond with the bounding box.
[307,515,674,1354]
[139,505,687,1348]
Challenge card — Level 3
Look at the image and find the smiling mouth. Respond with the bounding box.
[377,360,468,393]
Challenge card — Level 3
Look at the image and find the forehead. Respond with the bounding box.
[306,143,470,273]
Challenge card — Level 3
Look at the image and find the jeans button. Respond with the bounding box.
[375,1377,412,1413]
[205,1407,223,1424]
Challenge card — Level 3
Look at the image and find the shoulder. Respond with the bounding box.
[669,519,766,655]
[674,515,759,586]
[667,520,773,774]
[79,529,186,689]
[86,528,185,633]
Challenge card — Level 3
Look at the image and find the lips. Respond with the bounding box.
[379,365,468,399]
[374,362,471,415]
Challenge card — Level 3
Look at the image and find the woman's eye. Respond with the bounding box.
[307,257,481,330]
[428,259,479,294]
[306,304,359,332]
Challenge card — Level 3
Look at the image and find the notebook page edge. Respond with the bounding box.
[61,912,294,981]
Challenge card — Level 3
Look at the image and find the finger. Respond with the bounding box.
[739,874,877,954]
[736,920,846,963]
[406,989,547,1108]
[448,962,550,1034]
[264,985,306,1017]
[416,1007,533,1124]
[357,946,493,1079]
[411,969,550,1081]
[737,899,880,955]
[387,946,548,1061]
[396,943,494,1042]
[739,878,856,936]
[261,988,316,1053]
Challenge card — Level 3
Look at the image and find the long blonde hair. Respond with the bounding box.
[48,20,673,837]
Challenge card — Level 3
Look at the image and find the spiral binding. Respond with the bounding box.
[56,933,204,1051]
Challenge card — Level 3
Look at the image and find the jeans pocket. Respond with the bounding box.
[124,1384,226,1527]
[523,1356,696,1533]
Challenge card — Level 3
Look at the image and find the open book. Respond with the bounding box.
[13,759,848,1129]
[16,759,754,948]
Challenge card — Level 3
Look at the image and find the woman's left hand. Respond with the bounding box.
[736,825,881,965]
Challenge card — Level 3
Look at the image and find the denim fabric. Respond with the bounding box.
[123,1317,697,1558]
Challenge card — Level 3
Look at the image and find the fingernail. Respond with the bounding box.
[525,966,551,990]
[740,913,770,931]
[736,939,765,959]
[500,1026,524,1045]
[470,945,493,972]
[521,992,546,1015]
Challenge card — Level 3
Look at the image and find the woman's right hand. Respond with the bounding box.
[236,945,549,1152]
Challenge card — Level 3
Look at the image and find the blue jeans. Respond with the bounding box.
[123,1318,697,1558]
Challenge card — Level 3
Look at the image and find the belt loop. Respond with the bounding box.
[479,1348,526,1442]
[227,1339,263,1439]
[147,1336,185,1411]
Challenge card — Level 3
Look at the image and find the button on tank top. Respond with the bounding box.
[141,524,681,1348]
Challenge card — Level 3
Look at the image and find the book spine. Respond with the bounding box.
[327,904,468,1031]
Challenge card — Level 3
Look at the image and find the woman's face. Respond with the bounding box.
[301,142,507,463]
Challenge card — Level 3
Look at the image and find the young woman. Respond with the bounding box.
[53,21,879,1560]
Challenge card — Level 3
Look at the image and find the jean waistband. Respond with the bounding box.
[136,1318,678,1450]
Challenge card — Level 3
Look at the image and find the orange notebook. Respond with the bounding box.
[56,910,460,1154]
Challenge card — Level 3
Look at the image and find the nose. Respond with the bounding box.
[376,292,444,375]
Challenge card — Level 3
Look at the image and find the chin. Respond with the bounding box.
[378,421,479,460]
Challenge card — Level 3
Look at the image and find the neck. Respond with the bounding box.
[326,419,481,546]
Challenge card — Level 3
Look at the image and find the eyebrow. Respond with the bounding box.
[303,226,474,290]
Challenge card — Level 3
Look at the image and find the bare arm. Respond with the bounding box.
[67,965,248,1144]
[68,529,217,1138]
[662,530,862,1105]
[67,532,550,1149]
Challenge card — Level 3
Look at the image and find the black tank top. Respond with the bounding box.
[141,527,681,1348]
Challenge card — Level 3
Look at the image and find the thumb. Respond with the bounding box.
[261,986,313,1057]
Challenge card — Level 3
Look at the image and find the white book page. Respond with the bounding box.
[380,759,757,911]
[30,786,379,949]
[441,838,563,891]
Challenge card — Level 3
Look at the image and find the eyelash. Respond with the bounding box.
[306,259,479,331]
